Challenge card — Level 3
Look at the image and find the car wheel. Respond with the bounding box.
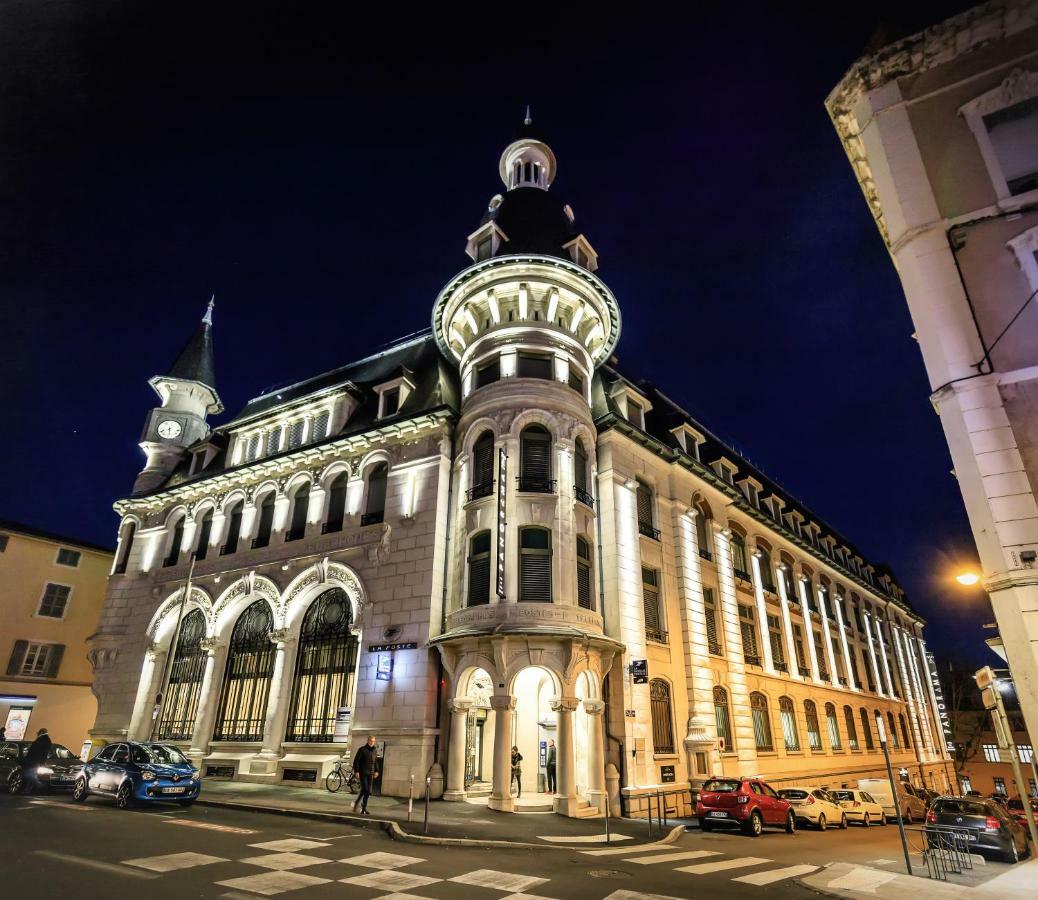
[1004,842,1020,864]
[840,814,849,830]
[818,813,827,831]
[743,810,763,837]
[116,782,135,810]
[72,778,88,802]
[700,820,713,832]
[880,814,888,826]
[8,769,23,795]
[786,811,797,834]
[863,813,870,828]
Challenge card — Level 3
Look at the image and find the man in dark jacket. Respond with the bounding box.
[545,739,557,794]
[23,728,52,794]
[351,735,379,814]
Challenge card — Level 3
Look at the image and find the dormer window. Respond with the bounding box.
[476,235,492,261]
[670,424,704,460]
[562,235,599,273]
[376,374,414,420]
[712,458,737,485]
[381,388,400,417]
[627,398,644,429]
[737,478,761,509]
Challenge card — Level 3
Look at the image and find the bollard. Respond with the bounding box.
[659,790,667,828]
[408,774,414,823]
[647,793,654,838]
[424,776,431,834]
[605,800,611,845]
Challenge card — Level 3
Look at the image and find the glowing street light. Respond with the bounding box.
[955,571,980,586]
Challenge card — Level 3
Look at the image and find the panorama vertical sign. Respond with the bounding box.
[496,448,507,598]
[925,651,955,753]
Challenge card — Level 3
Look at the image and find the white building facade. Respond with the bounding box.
[88,119,953,815]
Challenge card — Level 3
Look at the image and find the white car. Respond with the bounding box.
[778,786,848,830]
[829,788,887,827]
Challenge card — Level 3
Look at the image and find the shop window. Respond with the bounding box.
[212,601,275,742]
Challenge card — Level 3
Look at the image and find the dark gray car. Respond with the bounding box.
[926,796,1029,863]
[0,740,81,793]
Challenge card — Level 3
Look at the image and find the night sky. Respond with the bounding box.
[1,2,994,664]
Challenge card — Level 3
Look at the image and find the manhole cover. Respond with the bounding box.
[587,870,632,879]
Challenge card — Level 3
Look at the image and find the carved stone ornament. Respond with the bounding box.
[267,628,290,645]
[214,491,227,512]
[200,637,222,653]
[245,485,255,503]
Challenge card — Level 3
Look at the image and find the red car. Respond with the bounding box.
[696,777,797,836]
[1007,795,1038,828]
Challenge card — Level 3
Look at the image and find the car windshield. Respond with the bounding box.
[132,744,189,765]
[937,800,989,816]
[703,779,742,793]
[830,790,854,802]
[49,745,76,760]
[779,789,809,800]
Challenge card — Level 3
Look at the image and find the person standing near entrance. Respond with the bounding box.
[545,739,557,794]
[23,728,52,794]
[510,745,523,798]
[351,735,379,815]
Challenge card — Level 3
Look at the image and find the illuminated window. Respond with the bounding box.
[983,744,1001,763]
[826,703,842,750]
[844,706,859,750]
[805,700,822,751]
[993,776,1007,796]
[1019,745,1034,764]
[779,697,800,751]
[212,601,275,742]
[730,532,749,579]
[156,609,207,741]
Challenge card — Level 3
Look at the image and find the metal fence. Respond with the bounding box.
[621,786,695,835]
[912,825,975,881]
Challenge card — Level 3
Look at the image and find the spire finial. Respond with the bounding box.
[202,294,214,326]
[524,104,532,126]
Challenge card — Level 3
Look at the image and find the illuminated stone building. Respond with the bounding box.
[88,117,953,814]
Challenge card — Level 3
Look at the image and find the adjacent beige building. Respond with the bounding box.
[828,0,1038,747]
[0,520,112,755]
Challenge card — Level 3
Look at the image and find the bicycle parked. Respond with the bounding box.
[325,756,359,794]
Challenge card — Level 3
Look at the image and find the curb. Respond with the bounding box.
[193,796,685,851]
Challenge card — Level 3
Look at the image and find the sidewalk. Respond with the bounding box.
[196,780,679,849]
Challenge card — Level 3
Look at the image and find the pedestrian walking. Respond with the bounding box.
[511,745,523,798]
[23,727,52,794]
[351,735,379,815]
[545,739,556,793]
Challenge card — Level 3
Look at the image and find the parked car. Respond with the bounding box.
[857,778,928,823]
[0,740,81,794]
[696,776,796,836]
[777,787,847,830]
[72,741,200,809]
[1007,795,1038,829]
[926,796,1029,863]
[987,793,1010,811]
[829,788,887,827]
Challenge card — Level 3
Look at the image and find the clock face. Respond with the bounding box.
[157,419,182,439]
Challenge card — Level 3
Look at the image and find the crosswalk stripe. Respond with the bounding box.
[624,851,720,865]
[675,857,771,875]
[582,842,678,857]
[163,818,257,834]
[732,864,820,885]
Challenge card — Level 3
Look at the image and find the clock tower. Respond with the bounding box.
[134,299,223,495]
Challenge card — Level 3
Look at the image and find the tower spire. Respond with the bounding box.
[524,104,532,126]
[202,294,214,326]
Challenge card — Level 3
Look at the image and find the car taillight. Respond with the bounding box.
[926,811,937,824]
[738,795,750,804]
[806,795,815,805]
[985,816,1000,832]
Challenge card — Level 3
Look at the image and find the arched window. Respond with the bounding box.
[887,711,900,748]
[285,589,359,742]
[782,566,799,605]
[844,705,859,750]
[730,531,749,579]
[757,548,775,592]
[252,492,276,549]
[576,536,593,610]
[164,515,185,568]
[286,483,310,541]
[519,527,552,602]
[195,509,214,561]
[574,439,592,506]
[713,686,733,751]
[825,702,842,750]
[805,700,822,751]
[636,481,658,539]
[468,531,491,606]
[519,426,553,493]
[751,692,774,752]
[899,713,911,749]
[114,520,136,574]
[222,500,243,555]
[323,473,347,534]
[859,708,875,750]
[156,609,207,741]
[363,463,388,525]
[212,601,276,741]
[470,432,495,500]
[695,510,712,560]
[650,680,675,754]
[779,696,800,751]
[803,575,816,613]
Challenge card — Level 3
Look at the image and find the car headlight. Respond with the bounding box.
[36,767,53,776]
[141,771,156,781]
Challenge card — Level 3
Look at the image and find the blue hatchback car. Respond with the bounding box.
[72,741,201,809]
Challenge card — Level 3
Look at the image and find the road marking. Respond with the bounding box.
[164,818,258,834]
[338,851,426,869]
[33,850,158,880]
[448,870,549,892]
[866,858,897,866]
[498,894,560,900]
[340,871,442,891]
[285,833,357,840]
[582,841,678,856]
[825,867,898,894]
[249,839,331,852]
[538,833,633,843]
[217,871,331,895]
[239,853,334,871]
[732,864,820,885]
[675,857,771,875]
[122,852,228,872]
[600,891,687,900]
[29,799,94,811]
[624,850,720,865]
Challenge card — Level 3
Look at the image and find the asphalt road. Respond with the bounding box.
[1,790,1017,899]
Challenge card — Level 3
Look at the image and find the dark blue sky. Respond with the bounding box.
[0,1,993,662]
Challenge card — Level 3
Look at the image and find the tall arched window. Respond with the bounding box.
[519,426,553,493]
[803,575,815,613]
[470,431,495,500]
[825,702,842,750]
[756,548,775,592]
[323,473,347,534]
[713,686,733,751]
[574,438,592,506]
[899,713,911,749]
[576,536,593,610]
[222,500,243,555]
[844,705,859,750]
[519,527,552,602]
[779,696,800,751]
[286,483,310,541]
[195,508,214,561]
[887,711,900,748]
[114,520,136,574]
[285,589,359,742]
[362,463,388,525]
[859,708,875,750]
[695,509,712,560]
[730,531,749,578]
[156,609,207,741]
[805,700,822,751]
[252,492,276,549]
[650,680,675,754]
[212,601,275,742]
[751,692,774,751]
[468,531,491,606]
[163,515,185,568]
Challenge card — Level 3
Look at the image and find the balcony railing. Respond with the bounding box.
[744,653,762,667]
[467,481,494,502]
[733,568,751,581]
[798,666,811,677]
[638,522,661,541]
[284,528,305,542]
[361,511,385,526]
[774,661,788,673]
[708,640,722,656]
[761,581,776,594]
[516,477,556,494]
[321,520,343,535]
[838,677,848,687]
[251,537,270,550]
[818,671,830,682]
[698,547,713,562]
[575,485,595,508]
[219,543,237,556]
[645,627,669,644]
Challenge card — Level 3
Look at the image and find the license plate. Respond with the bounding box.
[161,787,186,794]
[966,834,978,841]
[709,811,728,818]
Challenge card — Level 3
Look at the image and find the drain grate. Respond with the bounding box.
[587,870,632,879]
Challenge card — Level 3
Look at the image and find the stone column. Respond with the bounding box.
[186,638,226,764]
[584,699,607,813]
[488,694,516,812]
[128,644,167,740]
[209,510,228,552]
[443,698,473,801]
[240,501,259,543]
[776,567,802,680]
[832,595,859,691]
[891,627,925,758]
[272,492,291,536]
[749,550,775,673]
[797,578,822,684]
[552,696,580,816]
[863,611,885,697]
[903,629,935,757]
[252,629,298,774]
[874,617,896,697]
[817,589,840,684]
[308,483,328,528]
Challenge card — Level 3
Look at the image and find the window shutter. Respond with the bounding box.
[312,412,330,441]
[769,624,785,666]
[469,556,490,605]
[577,561,592,610]
[521,434,551,483]
[265,429,281,455]
[642,569,661,636]
[7,640,28,676]
[574,445,588,493]
[288,420,305,449]
[704,589,721,655]
[520,552,552,602]
[636,483,653,528]
[45,644,65,678]
[739,606,758,657]
[473,436,495,489]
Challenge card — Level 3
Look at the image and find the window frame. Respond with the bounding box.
[650,679,676,755]
[55,547,81,567]
[750,692,774,753]
[468,531,492,607]
[642,566,666,643]
[37,582,72,620]
[518,526,553,603]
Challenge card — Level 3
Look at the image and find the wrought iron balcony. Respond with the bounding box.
[516,477,556,494]
[774,661,788,673]
[699,548,713,562]
[284,528,305,542]
[219,543,237,556]
[466,481,494,502]
[321,520,343,535]
[251,537,270,550]
[838,677,849,687]
[638,522,661,541]
[798,666,811,677]
[361,511,385,526]
[744,653,762,667]
[761,581,776,594]
[645,627,669,644]
[575,485,594,508]
[733,568,751,582]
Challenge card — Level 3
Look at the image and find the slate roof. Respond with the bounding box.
[166,316,216,391]
[480,186,578,260]
[0,518,114,554]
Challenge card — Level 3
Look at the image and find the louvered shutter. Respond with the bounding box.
[636,483,653,529]
[574,445,588,493]
[473,435,494,490]
[739,606,758,657]
[704,589,721,654]
[45,644,65,678]
[519,529,552,602]
[768,618,785,666]
[468,533,491,606]
[7,640,28,675]
[520,431,551,488]
[642,568,661,636]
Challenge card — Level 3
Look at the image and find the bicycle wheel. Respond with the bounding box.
[346,774,359,794]
[326,770,343,793]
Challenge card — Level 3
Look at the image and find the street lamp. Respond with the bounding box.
[955,571,980,586]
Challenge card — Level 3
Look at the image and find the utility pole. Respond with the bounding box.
[876,712,913,876]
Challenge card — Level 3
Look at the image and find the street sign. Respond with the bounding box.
[496,448,507,598]
[630,659,648,684]
[624,709,636,718]
[926,651,955,753]
[660,765,676,783]
[376,654,393,681]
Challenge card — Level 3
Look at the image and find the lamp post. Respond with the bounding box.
[876,711,913,876]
